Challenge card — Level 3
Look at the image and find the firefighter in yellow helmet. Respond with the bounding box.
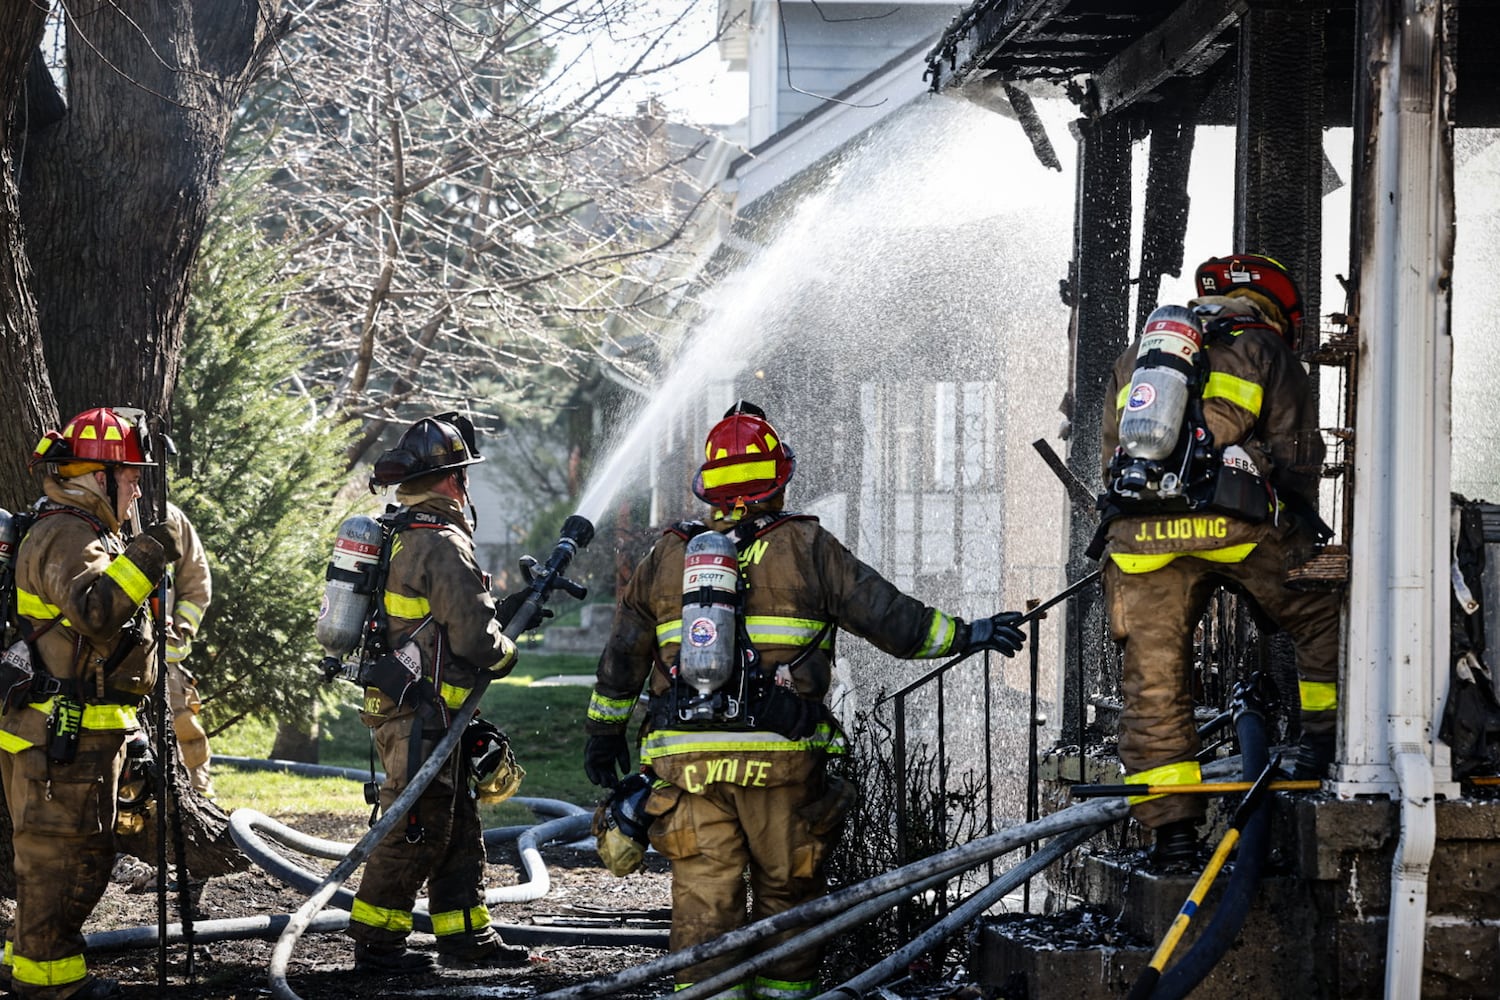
[585,402,1027,1000]
[345,413,526,974]
[1098,254,1342,867]
[0,408,180,1000]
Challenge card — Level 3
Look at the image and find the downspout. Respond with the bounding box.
[1368,2,1446,995]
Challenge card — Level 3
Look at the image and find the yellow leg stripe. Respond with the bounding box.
[351,898,414,933]
[1299,680,1338,713]
[11,952,87,987]
[1125,760,1203,805]
[430,904,492,937]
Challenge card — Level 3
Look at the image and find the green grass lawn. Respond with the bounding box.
[212,650,612,817]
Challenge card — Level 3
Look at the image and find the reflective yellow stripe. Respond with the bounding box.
[430,904,492,937]
[438,682,470,710]
[699,460,777,490]
[350,897,413,933]
[175,599,205,633]
[743,616,832,649]
[1110,543,1258,574]
[1299,680,1338,713]
[918,612,957,658]
[588,692,637,725]
[1125,760,1203,805]
[16,589,60,620]
[104,554,153,605]
[657,620,683,646]
[0,730,33,752]
[3,938,11,965]
[640,722,847,763]
[11,952,87,987]
[675,983,749,999]
[26,699,137,731]
[1116,383,1130,412]
[1203,372,1263,417]
[752,976,819,1000]
[384,591,431,619]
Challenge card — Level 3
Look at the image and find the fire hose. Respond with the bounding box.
[267,514,594,1000]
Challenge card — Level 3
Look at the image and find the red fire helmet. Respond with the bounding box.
[1194,253,1305,345]
[30,407,152,473]
[692,402,796,508]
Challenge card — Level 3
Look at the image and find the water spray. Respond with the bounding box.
[267,514,595,1000]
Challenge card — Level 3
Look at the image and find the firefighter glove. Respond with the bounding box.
[584,733,631,788]
[142,521,183,562]
[496,590,553,633]
[752,683,825,740]
[965,611,1026,657]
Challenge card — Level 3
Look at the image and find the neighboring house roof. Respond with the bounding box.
[724,36,939,210]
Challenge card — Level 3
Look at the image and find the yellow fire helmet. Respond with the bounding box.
[594,773,653,877]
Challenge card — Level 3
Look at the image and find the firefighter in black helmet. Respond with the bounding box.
[345,413,528,973]
[1099,254,1342,867]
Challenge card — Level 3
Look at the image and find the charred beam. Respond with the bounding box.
[1093,0,1247,116]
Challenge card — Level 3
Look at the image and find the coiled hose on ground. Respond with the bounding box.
[85,762,665,954]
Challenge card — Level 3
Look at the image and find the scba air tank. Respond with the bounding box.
[678,531,739,696]
[316,514,384,660]
[0,509,16,577]
[1118,304,1205,461]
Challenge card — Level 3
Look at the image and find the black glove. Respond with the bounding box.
[142,521,182,563]
[752,684,825,740]
[584,733,631,789]
[965,611,1026,657]
[496,590,554,633]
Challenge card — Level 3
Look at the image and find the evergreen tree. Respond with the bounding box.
[171,197,355,746]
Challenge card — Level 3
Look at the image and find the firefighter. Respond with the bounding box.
[0,408,180,1000]
[1099,254,1342,866]
[161,501,214,797]
[584,401,1028,1000]
[346,413,527,973]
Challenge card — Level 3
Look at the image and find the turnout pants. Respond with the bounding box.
[0,732,125,999]
[647,770,848,1000]
[1105,527,1341,828]
[347,713,492,949]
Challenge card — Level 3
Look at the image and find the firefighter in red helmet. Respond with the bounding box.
[585,401,1028,1000]
[0,408,181,1000]
[345,412,527,973]
[1098,254,1342,867]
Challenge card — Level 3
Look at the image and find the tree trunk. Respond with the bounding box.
[0,2,59,510]
[270,712,321,764]
[20,0,283,423]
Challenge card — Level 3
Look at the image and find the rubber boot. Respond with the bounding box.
[353,942,435,974]
[436,928,530,968]
[1290,733,1335,781]
[1150,819,1200,870]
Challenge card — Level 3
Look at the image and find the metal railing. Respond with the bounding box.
[876,570,1102,914]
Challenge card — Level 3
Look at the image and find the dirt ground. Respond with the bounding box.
[5,809,994,999]
[27,810,681,1000]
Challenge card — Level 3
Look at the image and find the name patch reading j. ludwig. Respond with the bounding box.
[1133,516,1230,542]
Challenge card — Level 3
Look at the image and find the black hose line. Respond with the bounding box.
[810,822,1103,1000]
[1153,703,1272,999]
